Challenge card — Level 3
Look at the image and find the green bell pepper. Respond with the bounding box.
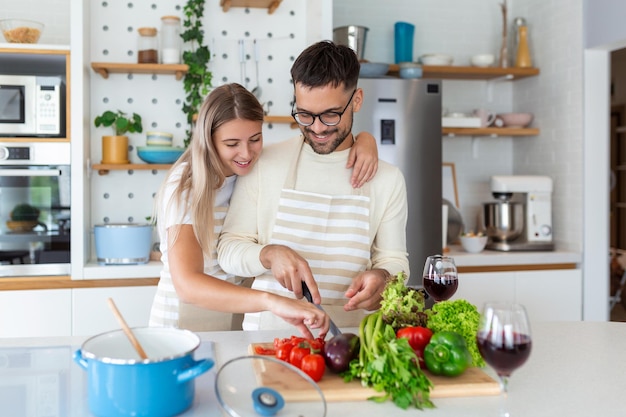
[423,331,472,377]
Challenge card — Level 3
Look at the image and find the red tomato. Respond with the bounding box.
[308,337,325,353]
[300,353,325,382]
[289,343,311,369]
[396,326,433,369]
[254,345,276,355]
[275,344,293,362]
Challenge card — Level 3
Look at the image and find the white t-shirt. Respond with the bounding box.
[149,163,238,327]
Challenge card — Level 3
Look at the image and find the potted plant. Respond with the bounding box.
[94,110,143,164]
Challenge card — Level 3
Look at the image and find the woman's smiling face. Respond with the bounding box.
[213,118,264,177]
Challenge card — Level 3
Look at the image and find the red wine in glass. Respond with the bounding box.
[476,331,532,377]
[477,302,532,417]
[423,274,458,302]
[422,255,458,302]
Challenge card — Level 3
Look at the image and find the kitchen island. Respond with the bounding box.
[2,321,622,417]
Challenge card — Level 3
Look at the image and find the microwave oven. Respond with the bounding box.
[0,75,65,138]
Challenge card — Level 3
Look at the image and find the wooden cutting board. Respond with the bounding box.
[248,343,500,402]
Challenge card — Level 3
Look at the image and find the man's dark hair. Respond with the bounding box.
[290,40,360,91]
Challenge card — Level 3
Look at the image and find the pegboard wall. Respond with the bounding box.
[89,0,327,246]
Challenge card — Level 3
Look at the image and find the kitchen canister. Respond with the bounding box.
[394,21,415,63]
[73,327,214,417]
[94,223,152,265]
[137,27,158,63]
[160,15,181,64]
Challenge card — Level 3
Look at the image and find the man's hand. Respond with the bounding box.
[343,268,390,311]
[259,244,321,303]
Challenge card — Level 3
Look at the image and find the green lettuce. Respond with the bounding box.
[426,299,485,367]
[380,272,429,330]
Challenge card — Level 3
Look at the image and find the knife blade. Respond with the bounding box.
[302,281,342,337]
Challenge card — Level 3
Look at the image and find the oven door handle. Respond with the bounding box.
[0,169,62,177]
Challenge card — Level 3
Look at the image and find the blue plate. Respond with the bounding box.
[137,146,185,164]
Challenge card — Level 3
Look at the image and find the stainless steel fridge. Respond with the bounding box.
[353,78,442,287]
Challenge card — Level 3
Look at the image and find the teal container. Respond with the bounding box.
[394,21,415,63]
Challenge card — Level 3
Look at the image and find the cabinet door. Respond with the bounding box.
[72,286,157,336]
[453,271,516,308]
[0,289,72,337]
[515,270,582,322]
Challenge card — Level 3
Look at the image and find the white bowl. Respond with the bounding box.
[471,54,495,67]
[459,235,488,253]
[419,54,453,66]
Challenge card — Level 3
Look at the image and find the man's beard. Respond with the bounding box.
[301,119,353,155]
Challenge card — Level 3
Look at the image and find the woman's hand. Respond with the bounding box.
[347,131,379,188]
[269,295,330,339]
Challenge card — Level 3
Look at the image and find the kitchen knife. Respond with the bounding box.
[302,281,342,337]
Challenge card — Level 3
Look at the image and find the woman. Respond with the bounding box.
[148,83,378,338]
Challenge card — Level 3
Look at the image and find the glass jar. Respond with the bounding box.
[160,16,181,64]
[137,27,158,64]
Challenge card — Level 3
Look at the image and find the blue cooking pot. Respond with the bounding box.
[73,327,213,417]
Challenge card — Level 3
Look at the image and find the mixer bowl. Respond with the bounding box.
[483,201,524,242]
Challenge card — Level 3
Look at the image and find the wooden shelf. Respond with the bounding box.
[262,117,539,136]
[91,62,189,80]
[443,127,540,137]
[264,115,298,128]
[220,0,283,14]
[92,163,172,175]
[387,64,539,80]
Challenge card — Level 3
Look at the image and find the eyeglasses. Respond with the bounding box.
[291,89,357,127]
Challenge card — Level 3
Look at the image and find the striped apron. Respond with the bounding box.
[243,144,372,331]
[150,205,246,331]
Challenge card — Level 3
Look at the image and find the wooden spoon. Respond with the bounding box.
[107,297,148,360]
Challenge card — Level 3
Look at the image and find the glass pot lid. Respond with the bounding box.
[214,355,327,417]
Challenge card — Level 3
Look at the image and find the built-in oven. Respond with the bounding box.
[0,142,70,277]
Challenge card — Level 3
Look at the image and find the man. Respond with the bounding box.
[217,40,409,330]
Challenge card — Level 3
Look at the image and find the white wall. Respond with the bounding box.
[334,0,584,251]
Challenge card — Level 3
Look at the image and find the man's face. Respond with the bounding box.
[292,83,362,155]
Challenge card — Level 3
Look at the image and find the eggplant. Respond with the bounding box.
[323,332,360,373]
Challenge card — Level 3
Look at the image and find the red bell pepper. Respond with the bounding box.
[396,326,433,368]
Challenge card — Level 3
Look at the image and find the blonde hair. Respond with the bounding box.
[155,83,264,257]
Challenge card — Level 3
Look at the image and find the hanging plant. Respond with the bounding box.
[181,0,212,147]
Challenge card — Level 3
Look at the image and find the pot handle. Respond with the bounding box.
[73,349,88,370]
[177,358,214,384]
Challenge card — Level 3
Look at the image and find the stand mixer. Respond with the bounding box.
[483,175,554,251]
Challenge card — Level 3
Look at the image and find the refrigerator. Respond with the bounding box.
[353,78,442,287]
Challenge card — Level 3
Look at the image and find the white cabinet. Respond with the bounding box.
[453,271,516,307]
[453,269,582,321]
[72,286,157,337]
[0,289,72,338]
[516,270,582,322]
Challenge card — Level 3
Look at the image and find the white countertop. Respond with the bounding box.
[79,248,581,280]
[2,321,623,417]
[446,246,581,267]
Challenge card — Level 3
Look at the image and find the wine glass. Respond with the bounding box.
[422,255,458,302]
[476,302,532,417]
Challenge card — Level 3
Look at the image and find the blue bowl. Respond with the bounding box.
[137,146,184,164]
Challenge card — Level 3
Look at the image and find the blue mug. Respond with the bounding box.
[394,22,415,63]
